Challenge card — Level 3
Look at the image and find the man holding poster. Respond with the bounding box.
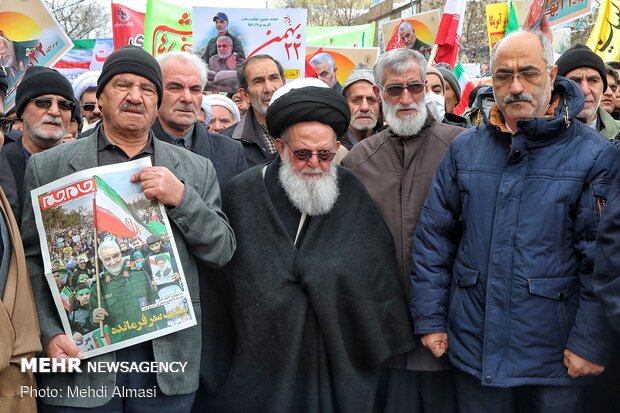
[21,46,235,411]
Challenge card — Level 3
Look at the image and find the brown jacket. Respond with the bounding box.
[342,113,463,370]
[0,188,41,413]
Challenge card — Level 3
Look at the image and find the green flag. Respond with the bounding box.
[506,0,520,34]
[143,0,193,57]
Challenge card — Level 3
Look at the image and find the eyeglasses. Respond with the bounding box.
[81,103,97,112]
[379,82,425,97]
[283,140,336,162]
[492,68,550,85]
[30,97,75,112]
[0,117,14,133]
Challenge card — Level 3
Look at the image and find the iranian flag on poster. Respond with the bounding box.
[94,175,164,239]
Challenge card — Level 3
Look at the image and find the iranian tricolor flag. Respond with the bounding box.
[453,63,471,115]
[433,0,466,68]
[453,63,493,116]
[93,176,161,239]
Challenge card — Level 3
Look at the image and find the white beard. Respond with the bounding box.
[278,150,340,216]
[382,98,427,137]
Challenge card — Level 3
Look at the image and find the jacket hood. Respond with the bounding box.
[484,76,585,139]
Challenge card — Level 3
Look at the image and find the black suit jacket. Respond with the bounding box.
[152,120,247,187]
[1,138,27,215]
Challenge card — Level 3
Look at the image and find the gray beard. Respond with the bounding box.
[383,99,427,137]
[278,151,340,216]
[25,115,66,150]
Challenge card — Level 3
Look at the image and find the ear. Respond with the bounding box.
[239,88,251,104]
[373,84,381,98]
[275,138,286,161]
[549,65,558,88]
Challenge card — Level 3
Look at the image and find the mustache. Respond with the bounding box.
[120,102,146,113]
[41,115,62,125]
[504,94,533,104]
[174,103,195,112]
[353,111,377,119]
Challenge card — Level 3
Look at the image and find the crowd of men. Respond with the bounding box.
[1,15,620,413]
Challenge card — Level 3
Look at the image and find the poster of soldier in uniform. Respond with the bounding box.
[30,158,196,358]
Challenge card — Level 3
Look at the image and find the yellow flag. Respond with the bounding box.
[586,0,620,61]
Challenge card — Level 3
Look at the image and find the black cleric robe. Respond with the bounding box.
[200,158,415,412]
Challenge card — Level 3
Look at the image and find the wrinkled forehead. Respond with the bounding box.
[492,33,546,71]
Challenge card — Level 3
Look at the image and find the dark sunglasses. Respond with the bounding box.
[380,82,425,97]
[283,140,336,162]
[81,103,97,112]
[0,118,14,134]
[30,97,75,111]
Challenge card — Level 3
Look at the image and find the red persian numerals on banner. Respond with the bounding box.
[154,12,192,55]
[39,178,96,211]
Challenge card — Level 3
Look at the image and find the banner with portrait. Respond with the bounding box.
[0,0,73,110]
[192,7,307,93]
[380,9,441,55]
[30,158,196,359]
[305,46,379,87]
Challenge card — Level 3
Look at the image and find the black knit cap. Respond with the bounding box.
[266,86,351,139]
[15,66,75,119]
[96,46,163,107]
[556,44,608,91]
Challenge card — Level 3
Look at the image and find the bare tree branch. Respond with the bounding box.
[43,0,112,39]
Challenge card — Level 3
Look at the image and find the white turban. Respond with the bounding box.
[201,96,213,126]
[203,94,241,123]
[72,70,101,101]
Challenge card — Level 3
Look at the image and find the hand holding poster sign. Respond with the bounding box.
[30,158,196,358]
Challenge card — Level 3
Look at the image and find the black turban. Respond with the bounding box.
[266,86,351,139]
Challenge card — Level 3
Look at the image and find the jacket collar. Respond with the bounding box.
[486,76,582,140]
[69,123,180,172]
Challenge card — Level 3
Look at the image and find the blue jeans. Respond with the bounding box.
[455,369,583,413]
[40,343,195,413]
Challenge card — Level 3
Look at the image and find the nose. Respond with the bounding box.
[359,97,370,111]
[399,88,415,105]
[180,86,192,102]
[509,76,525,95]
[264,79,277,94]
[306,154,320,169]
[211,119,223,132]
[47,101,61,116]
[92,104,101,115]
[126,85,143,103]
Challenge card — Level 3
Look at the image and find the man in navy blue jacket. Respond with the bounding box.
[411,30,620,413]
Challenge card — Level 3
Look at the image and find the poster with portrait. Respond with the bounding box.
[380,9,441,55]
[305,46,379,88]
[192,7,307,93]
[30,158,196,359]
[0,0,73,110]
[524,0,592,29]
